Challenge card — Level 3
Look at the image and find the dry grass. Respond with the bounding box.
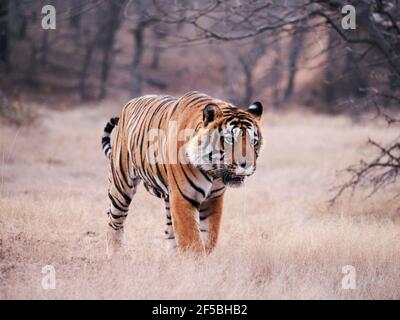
[1,101,400,300]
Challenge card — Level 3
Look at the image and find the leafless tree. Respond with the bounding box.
[331,95,400,202]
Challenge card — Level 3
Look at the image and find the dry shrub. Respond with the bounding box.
[0,90,37,126]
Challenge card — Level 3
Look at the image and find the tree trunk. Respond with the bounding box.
[131,25,144,97]
[283,31,304,103]
[40,31,49,66]
[342,50,368,100]
[241,59,253,106]
[270,42,283,109]
[15,1,27,39]
[98,2,124,99]
[69,0,82,29]
[322,29,338,112]
[151,30,166,70]
[99,47,112,99]
[27,43,38,86]
[151,45,163,70]
[79,40,95,100]
[0,0,9,73]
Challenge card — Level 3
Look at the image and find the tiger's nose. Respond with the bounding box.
[239,161,252,169]
[235,162,254,176]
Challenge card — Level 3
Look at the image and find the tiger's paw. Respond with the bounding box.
[165,237,178,251]
[105,227,125,259]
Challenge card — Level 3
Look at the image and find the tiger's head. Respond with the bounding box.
[186,101,263,187]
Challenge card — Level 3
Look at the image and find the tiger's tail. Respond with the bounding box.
[102,117,119,159]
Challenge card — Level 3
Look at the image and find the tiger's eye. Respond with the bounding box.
[224,135,234,145]
[250,137,259,146]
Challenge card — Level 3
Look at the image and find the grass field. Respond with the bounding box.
[1,100,399,299]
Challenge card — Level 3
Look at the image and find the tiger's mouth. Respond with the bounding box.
[222,173,245,188]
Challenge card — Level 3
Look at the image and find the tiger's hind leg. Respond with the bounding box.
[164,197,177,250]
[106,168,140,259]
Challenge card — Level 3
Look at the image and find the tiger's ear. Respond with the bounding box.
[247,101,263,121]
[203,104,222,126]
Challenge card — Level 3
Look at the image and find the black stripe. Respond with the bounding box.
[137,96,171,194]
[111,160,132,204]
[135,104,167,197]
[211,186,225,194]
[108,221,123,230]
[102,136,110,146]
[169,101,180,118]
[104,122,115,133]
[110,117,119,126]
[170,169,200,209]
[180,164,206,198]
[155,106,171,184]
[108,192,129,212]
[119,150,133,188]
[109,211,128,219]
[199,168,212,183]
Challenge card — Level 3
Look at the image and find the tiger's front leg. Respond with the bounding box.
[199,194,224,254]
[169,191,205,255]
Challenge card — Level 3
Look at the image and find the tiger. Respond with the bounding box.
[102,91,263,256]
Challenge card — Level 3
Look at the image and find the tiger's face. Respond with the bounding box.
[186,102,263,187]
